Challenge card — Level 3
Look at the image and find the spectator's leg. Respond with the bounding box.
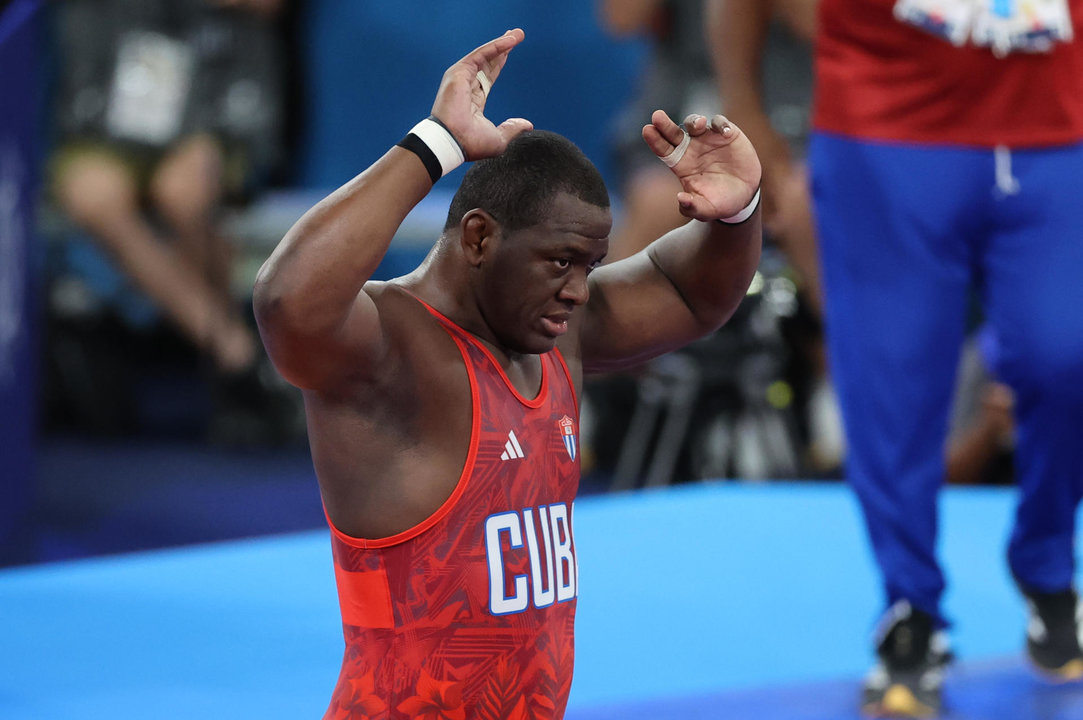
[150,134,234,301]
[53,148,256,373]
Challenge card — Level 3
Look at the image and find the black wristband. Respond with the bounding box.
[396,133,442,185]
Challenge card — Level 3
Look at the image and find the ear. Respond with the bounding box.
[460,209,500,268]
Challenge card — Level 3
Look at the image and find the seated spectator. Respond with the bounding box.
[47,0,293,442]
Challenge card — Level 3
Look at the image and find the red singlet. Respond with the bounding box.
[324,300,581,720]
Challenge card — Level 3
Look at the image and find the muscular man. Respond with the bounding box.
[253,29,761,719]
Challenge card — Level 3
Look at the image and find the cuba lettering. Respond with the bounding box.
[485,503,578,615]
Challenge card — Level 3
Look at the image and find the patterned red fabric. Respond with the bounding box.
[324,301,581,720]
[814,0,1083,147]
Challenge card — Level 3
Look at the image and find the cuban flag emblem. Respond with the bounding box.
[558,415,577,461]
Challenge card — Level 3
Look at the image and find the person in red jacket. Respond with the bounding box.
[253,29,762,719]
[712,0,1083,716]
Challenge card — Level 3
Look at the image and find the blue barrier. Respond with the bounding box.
[0,0,42,564]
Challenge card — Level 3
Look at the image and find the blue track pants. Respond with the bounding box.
[809,133,1083,624]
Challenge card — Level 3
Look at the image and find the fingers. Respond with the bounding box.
[642,109,683,155]
[643,109,759,220]
[433,29,524,146]
[643,110,743,164]
[680,113,740,143]
[674,190,714,220]
[642,110,683,160]
[496,117,534,144]
[461,28,525,86]
[475,70,493,98]
[686,113,739,143]
[449,29,524,108]
[462,28,525,62]
[706,114,738,142]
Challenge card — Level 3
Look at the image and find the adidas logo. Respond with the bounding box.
[500,430,525,461]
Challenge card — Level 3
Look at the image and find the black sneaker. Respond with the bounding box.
[1023,587,1083,682]
[861,600,952,718]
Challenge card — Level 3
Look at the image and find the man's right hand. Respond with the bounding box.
[430,29,534,161]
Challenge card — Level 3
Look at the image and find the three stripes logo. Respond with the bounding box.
[500,430,525,461]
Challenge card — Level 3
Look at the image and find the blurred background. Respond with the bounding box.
[3,0,865,569]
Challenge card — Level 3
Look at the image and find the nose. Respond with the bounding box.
[559,269,590,305]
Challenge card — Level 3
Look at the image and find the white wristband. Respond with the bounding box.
[407,118,465,178]
[717,188,761,225]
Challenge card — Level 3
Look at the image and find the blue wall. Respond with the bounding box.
[0,0,42,565]
[296,1,646,191]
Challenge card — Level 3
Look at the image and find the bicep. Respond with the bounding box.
[577,218,760,373]
[577,252,708,373]
[255,281,388,392]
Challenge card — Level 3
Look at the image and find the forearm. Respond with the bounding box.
[647,212,762,332]
[580,212,762,374]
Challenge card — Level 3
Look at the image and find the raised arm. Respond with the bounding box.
[578,110,762,372]
[252,30,532,390]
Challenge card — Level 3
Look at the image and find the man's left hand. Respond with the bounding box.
[642,110,762,221]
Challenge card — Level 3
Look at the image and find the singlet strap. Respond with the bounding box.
[407,292,550,408]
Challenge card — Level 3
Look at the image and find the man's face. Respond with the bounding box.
[478,192,611,355]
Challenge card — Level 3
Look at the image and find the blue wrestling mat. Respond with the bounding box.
[2,481,1082,719]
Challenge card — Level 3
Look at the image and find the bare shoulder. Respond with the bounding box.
[365,281,464,373]
[317,280,467,417]
[305,281,475,539]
